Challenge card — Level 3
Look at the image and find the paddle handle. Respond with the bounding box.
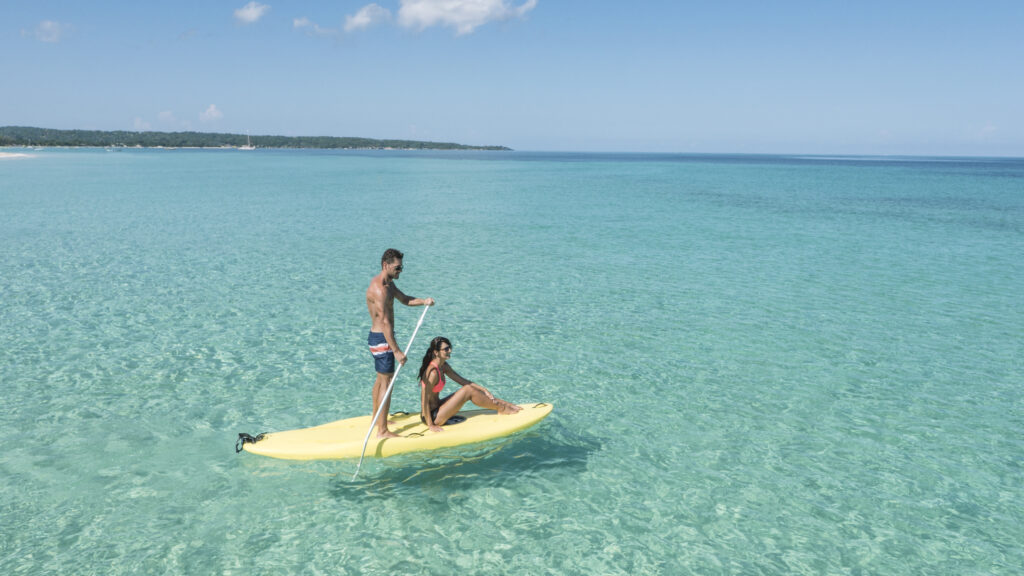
[353,304,431,478]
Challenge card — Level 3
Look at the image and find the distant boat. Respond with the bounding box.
[240,133,255,150]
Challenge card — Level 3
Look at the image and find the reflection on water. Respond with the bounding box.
[332,426,601,500]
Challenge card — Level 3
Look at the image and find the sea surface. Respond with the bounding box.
[2,148,1022,574]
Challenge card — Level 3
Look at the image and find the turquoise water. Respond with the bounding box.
[2,149,1022,574]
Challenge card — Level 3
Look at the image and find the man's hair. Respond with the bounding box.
[381,248,404,266]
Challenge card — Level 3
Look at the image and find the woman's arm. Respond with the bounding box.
[444,365,494,400]
[421,371,443,432]
[444,364,473,387]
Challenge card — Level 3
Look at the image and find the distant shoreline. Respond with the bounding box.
[0,146,502,153]
[0,126,511,151]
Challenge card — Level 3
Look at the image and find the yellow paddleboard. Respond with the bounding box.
[237,403,553,461]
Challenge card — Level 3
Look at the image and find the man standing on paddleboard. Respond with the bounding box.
[366,248,434,438]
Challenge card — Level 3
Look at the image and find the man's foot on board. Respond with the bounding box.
[377,430,400,439]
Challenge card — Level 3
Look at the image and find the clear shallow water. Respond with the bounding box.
[2,149,1022,574]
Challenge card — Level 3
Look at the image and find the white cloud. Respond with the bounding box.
[32,20,71,43]
[234,2,270,24]
[133,117,152,131]
[294,16,338,37]
[398,0,537,35]
[345,4,392,32]
[200,104,224,123]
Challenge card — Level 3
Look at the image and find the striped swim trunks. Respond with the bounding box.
[368,331,395,374]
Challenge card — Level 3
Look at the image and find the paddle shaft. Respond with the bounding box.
[353,304,430,478]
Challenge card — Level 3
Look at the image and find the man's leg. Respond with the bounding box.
[372,372,399,438]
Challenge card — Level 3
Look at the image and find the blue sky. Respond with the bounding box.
[3,0,1023,155]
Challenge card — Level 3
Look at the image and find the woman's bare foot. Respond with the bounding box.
[496,401,521,415]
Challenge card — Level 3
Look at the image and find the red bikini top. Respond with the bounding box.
[421,364,445,394]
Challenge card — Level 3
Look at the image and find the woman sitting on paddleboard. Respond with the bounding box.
[418,336,521,432]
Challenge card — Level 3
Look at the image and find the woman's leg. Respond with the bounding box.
[465,384,521,414]
[435,385,520,424]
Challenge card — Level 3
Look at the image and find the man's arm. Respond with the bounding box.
[380,316,404,366]
[391,284,434,307]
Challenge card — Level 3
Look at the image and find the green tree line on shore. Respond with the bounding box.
[0,126,510,151]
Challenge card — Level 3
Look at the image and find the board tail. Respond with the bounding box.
[235,432,266,453]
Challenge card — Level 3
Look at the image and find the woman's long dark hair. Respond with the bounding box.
[418,336,451,382]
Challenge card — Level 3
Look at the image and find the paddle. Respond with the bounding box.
[353,304,431,479]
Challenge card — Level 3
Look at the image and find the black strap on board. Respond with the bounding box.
[235,432,266,453]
